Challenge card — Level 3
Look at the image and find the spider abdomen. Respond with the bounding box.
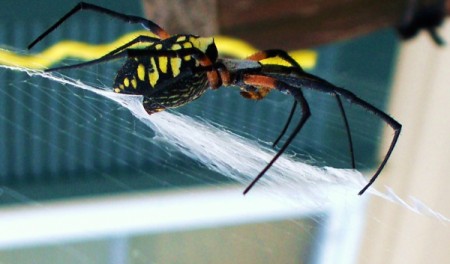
[113,54,209,114]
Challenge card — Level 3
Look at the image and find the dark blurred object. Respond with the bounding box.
[397,0,446,45]
[142,0,450,49]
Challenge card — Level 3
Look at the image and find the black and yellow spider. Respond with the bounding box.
[28,2,401,195]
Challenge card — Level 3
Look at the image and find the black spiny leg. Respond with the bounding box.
[335,95,355,168]
[245,50,304,149]
[28,2,170,50]
[331,87,401,195]
[272,101,297,147]
[99,35,161,59]
[290,72,401,195]
[239,74,311,195]
[43,47,206,71]
[246,50,355,170]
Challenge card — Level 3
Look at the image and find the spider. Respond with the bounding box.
[28,2,401,195]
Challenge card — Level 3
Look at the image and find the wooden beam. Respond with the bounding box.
[142,0,450,49]
[217,0,450,49]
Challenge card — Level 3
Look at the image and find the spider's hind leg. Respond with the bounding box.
[239,74,311,195]
[335,95,355,168]
[332,87,402,195]
[303,81,401,194]
[244,50,305,148]
[247,50,356,170]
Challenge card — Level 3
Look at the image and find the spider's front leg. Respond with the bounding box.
[44,47,222,86]
[100,35,161,59]
[28,2,170,50]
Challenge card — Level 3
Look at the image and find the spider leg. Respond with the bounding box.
[262,64,356,169]
[45,47,223,90]
[333,87,401,195]
[212,61,231,88]
[245,50,312,152]
[248,50,356,169]
[28,2,169,49]
[44,47,205,68]
[239,74,311,195]
[99,35,160,59]
[290,72,401,194]
[272,101,297,147]
[243,49,304,101]
[43,50,132,71]
[246,49,304,72]
[335,95,355,168]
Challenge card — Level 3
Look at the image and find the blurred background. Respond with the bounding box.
[0,0,449,263]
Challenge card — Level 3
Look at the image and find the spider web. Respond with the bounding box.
[1,0,449,260]
[0,63,446,222]
[0,37,449,264]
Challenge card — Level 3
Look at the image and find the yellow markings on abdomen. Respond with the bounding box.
[171,44,182,50]
[131,78,137,89]
[176,36,187,42]
[182,42,193,61]
[170,57,182,77]
[183,42,193,48]
[149,57,159,87]
[137,63,145,81]
[158,56,168,73]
